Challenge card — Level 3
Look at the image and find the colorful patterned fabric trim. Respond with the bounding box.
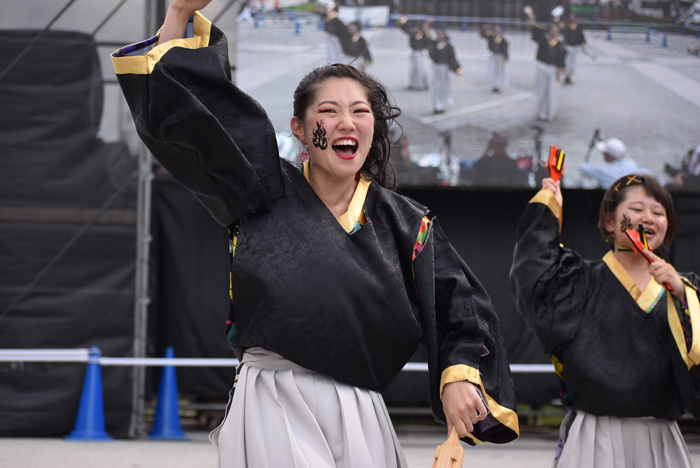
[113,15,193,58]
[113,35,159,57]
[645,289,665,314]
[349,220,363,235]
[412,216,431,260]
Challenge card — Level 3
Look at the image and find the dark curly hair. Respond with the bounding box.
[598,174,676,249]
[293,63,401,190]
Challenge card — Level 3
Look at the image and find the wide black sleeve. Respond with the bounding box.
[531,24,547,46]
[414,218,519,445]
[111,13,285,227]
[554,44,567,69]
[509,190,590,354]
[670,273,700,418]
[447,45,462,73]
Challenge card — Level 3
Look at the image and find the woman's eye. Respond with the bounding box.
[629,208,642,212]
[354,108,371,113]
[318,109,335,113]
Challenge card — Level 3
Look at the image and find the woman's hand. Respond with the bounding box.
[542,177,563,208]
[645,250,685,300]
[170,0,213,15]
[159,0,213,45]
[442,381,488,438]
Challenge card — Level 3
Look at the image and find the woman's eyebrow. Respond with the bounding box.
[317,100,369,107]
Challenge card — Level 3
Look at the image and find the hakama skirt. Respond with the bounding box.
[553,411,694,468]
[431,63,453,112]
[210,347,409,468]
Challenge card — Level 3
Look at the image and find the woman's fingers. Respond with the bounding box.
[644,250,685,295]
[442,381,488,438]
[454,418,471,438]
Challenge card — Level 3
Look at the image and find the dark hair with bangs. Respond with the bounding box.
[599,174,676,249]
[292,63,401,190]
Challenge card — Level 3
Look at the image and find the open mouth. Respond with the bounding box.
[332,138,358,159]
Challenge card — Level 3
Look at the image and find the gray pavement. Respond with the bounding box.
[3,428,700,467]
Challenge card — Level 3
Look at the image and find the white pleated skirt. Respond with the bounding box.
[431,63,453,112]
[554,411,694,468]
[209,347,409,468]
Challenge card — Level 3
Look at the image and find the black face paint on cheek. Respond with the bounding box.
[312,121,328,150]
[620,213,633,232]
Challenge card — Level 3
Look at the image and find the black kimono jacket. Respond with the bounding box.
[427,40,461,73]
[480,29,509,59]
[400,21,429,52]
[112,12,518,444]
[510,189,700,420]
[532,26,567,68]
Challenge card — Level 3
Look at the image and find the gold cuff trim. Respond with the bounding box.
[529,189,562,233]
[445,368,520,444]
[111,11,212,75]
[440,365,480,399]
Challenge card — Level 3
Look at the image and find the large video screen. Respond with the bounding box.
[224,5,700,191]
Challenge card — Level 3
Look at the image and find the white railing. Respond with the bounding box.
[0,348,555,373]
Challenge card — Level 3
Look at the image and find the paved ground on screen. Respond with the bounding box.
[213,18,700,187]
[3,428,700,468]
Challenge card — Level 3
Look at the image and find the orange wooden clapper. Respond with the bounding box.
[623,225,674,292]
[547,146,565,182]
[431,429,464,468]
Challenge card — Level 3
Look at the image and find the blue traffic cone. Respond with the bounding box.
[295,18,301,35]
[65,346,113,441]
[148,347,188,440]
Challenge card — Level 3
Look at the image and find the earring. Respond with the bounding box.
[299,140,309,163]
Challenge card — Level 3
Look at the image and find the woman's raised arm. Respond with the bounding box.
[159,0,213,44]
[111,4,285,227]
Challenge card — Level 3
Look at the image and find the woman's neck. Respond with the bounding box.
[308,164,358,219]
[613,248,651,291]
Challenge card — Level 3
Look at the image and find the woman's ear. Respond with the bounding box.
[290,116,305,142]
[603,214,615,234]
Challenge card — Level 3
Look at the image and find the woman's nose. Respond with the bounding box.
[337,112,356,130]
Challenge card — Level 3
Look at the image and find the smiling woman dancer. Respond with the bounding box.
[111,0,518,466]
[510,174,700,467]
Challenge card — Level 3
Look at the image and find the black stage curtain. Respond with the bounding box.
[149,180,700,408]
[0,30,136,437]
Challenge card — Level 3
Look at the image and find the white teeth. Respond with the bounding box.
[334,139,356,146]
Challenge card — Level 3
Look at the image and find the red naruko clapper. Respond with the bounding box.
[547,146,565,182]
[624,226,674,292]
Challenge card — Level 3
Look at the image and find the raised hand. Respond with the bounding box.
[645,250,685,299]
[542,177,563,208]
[159,0,214,45]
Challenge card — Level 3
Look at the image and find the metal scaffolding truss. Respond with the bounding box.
[0,0,244,438]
